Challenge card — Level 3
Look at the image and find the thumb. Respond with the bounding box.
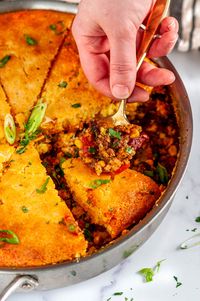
[109,28,137,99]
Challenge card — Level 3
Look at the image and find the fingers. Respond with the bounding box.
[108,27,137,99]
[128,86,149,102]
[72,18,113,97]
[78,48,113,97]
[137,61,175,86]
[128,61,176,102]
[148,17,179,57]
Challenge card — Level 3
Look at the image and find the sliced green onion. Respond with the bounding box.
[108,128,121,140]
[36,177,50,194]
[144,170,154,178]
[89,179,111,189]
[4,114,16,145]
[0,55,11,68]
[138,259,165,283]
[25,101,47,135]
[0,229,20,244]
[139,267,154,282]
[24,35,38,46]
[156,163,168,184]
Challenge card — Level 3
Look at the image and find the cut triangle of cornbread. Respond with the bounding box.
[0,10,74,122]
[41,34,112,132]
[63,159,161,238]
[0,144,87,267]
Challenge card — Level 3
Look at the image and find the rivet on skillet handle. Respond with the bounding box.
[0,275,38,301]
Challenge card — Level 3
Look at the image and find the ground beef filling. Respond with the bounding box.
[63,123,148,175]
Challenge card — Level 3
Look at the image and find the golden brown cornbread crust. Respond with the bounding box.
[0,144,87,267]
[0,10,163,267]
[0,11,74,121]
[63,159,161,238]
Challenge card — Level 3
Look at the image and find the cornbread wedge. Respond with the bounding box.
[41,35,112,132]
[0,145,87,267]
[0,11,74,118]
[63,159,161,238]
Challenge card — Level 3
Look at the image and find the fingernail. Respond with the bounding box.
[168,20,175,31]
[112,84,130,99]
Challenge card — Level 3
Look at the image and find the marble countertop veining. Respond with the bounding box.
[7,50,200,301]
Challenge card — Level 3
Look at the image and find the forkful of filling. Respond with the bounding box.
[64,122,148,175]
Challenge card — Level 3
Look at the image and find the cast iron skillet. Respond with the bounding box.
[0,1,193,300]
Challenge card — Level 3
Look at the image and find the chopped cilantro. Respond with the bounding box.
[89,179,111,189]
[49,20,65,35]
[191,228,197,232]
[60,157,66,165]
[70,270,76,276]
[16,130,40,154]
[195,216,200,223]
[84,228,93,242]
[109,128,121,140]
[42,161,49,168]
[71,103,81,108]
[65,152,73,158]
[58,81,68,88]
[49,24,57,31]
[88,147,96,154]
[173,276,182,288]
[36,177,50,194]
[24,35,38,46]
[113,292,123,296]
[126,146,133,154]
[21,206,29,213]
[0,55,11,68]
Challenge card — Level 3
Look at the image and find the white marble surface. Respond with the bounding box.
[7,50,200,301]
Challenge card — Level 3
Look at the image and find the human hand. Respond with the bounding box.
[72,0,179,102]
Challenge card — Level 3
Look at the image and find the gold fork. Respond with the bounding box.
[97,0,171,127]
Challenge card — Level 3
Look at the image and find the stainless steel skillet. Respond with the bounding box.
[0,1,193,300]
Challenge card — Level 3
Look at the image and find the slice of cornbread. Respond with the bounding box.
[41,34,112,132]
[0,144,87,267]
[63,159,161,238]
[0,10,74,118]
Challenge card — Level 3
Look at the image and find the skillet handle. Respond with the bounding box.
[0,275,38,301]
